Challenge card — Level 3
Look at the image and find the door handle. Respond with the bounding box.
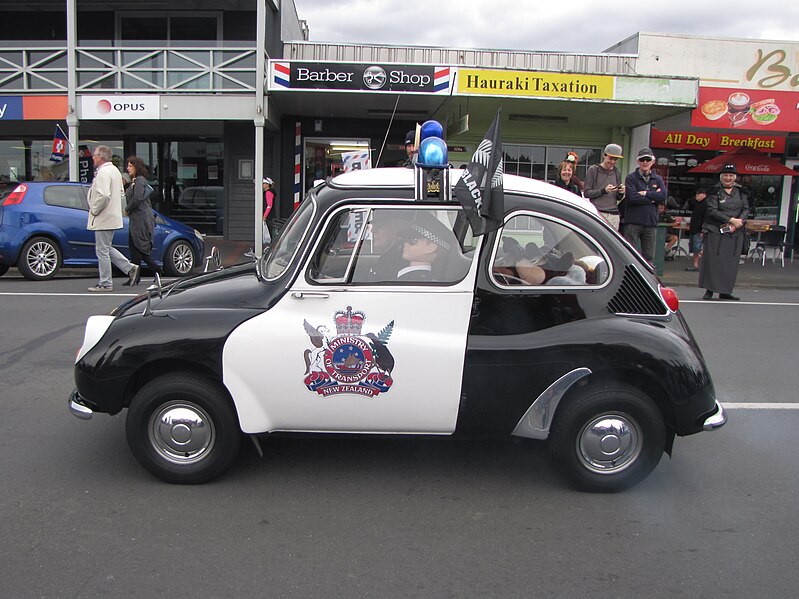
[291,292,330,299]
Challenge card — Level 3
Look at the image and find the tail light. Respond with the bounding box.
[1,184,28,206]
[659,285,679,312]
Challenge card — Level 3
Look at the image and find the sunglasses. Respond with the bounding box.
[638,157,654,162]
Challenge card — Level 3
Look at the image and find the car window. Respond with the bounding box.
[43,185,88,211]
[263,198,315,279]
[308,206,475,286]
[492,213,609,287]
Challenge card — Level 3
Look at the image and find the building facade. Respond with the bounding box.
[2,4,797,251]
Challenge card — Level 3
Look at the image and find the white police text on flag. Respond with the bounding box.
[453,109,504,235]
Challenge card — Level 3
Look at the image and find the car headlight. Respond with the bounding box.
[194,230,203,241]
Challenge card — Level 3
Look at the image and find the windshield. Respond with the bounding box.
[263,199,315,279]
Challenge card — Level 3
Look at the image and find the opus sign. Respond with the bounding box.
[80,95,160,120]
[271,61,452,94]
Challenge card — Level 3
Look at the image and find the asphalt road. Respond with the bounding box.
[1,273,798,598]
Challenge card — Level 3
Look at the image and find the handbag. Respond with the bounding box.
[143,182,155,199]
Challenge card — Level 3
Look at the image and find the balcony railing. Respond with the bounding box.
[285,42,638,75]
[0,46,265,93]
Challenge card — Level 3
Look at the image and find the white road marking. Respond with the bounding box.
[681,300,799,307]
[0,292,138,297]
[725,403,799,409]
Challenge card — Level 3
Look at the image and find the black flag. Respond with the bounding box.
[453,108,504,235]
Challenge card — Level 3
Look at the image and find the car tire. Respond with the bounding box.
[0,264,9,277]
[18,236,61,281]
[549,384,666,493]
[126,374,241,484]
[163,239,195,276]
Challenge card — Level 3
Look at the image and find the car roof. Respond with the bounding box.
[328,168,599,215]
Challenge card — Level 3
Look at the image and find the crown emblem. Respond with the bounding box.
[334,306,365,336]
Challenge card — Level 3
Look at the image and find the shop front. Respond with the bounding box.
[268,59,699,211]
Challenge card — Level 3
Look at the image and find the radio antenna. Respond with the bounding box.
[375,95,401,167]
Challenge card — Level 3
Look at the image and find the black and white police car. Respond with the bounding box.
[69,131,725,492]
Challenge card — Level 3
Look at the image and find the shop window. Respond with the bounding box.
[304,138,370,192]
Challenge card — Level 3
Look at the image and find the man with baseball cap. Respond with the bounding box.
[584,143,625,229]
[623,147,667,264]
[402,129,417,167]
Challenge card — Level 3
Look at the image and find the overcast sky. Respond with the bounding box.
[291,0,799,53]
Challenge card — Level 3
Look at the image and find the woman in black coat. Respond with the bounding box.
[553,160,582,197]
[124,156,160,284]
[699,164,749,301]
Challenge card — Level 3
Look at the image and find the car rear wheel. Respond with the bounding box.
[18,236,61,280]
[549,384,665,492]
[163,239,195,276]
[126,374,241,484]
[0,264,9,277]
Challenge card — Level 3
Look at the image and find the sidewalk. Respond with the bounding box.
[201,236,799,291]
[660,253,799,290]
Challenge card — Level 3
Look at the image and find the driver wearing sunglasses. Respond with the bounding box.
[622,147,667,264]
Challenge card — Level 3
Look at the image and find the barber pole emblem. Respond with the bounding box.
[302,306,395,397]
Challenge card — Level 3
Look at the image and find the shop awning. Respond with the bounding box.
[687,147,798,177]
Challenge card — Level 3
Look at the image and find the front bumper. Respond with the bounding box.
[68,389,93,420]
[702,401,727,431]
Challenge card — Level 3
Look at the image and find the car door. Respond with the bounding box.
[224,204,479,435]
[41,184,94,261]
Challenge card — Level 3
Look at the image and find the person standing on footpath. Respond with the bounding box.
[124,156,159,283]
[402,130,417,167]
[623,147,667,264]
[699,164,749,301]
[584,143,625,230]
[262,177,275,245]
[684,187,707,272]
[565,152,585,193]
[86,145,139,292]
[553,160,581,197]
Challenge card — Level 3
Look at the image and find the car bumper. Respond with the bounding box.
[702,401,726,431]
[68,389,93,420]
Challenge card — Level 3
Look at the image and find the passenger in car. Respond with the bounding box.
[397,213,456,281]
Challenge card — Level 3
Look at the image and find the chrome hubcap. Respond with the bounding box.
[172,244,194,274]
[577,413,641,474]
[27,241,57,276]
[148,401,215,464]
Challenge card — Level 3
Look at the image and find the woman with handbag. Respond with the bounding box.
[124,156,160,284]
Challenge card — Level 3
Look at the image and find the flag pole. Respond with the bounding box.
[56,123,75,151]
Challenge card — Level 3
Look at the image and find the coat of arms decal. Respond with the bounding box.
[303,306,395,397]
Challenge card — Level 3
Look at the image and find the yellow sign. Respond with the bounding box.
[458,68,615,99]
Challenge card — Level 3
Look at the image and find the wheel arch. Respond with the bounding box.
[558,368,677,452]
[124,359,235,417]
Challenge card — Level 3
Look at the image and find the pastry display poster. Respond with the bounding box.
[691,86,799,133]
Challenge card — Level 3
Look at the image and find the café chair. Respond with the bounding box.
[754,226,788,267]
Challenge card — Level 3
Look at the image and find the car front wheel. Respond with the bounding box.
[0,264,9,277]
[126,374,241,484]
[163,239,195,276]
[18,236,61,280]
[549,384,666,492]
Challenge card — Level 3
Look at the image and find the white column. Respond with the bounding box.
[254,0,267,256]
[67,0,79,182]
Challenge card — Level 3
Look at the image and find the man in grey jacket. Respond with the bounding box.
[583,143,626,230]
[86,145,139,292]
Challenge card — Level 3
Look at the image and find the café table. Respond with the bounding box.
[745,220,775,262]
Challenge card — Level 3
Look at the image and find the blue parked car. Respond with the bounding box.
[0,181,205,281]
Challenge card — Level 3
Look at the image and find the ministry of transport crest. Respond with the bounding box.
[303,306,395,397]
